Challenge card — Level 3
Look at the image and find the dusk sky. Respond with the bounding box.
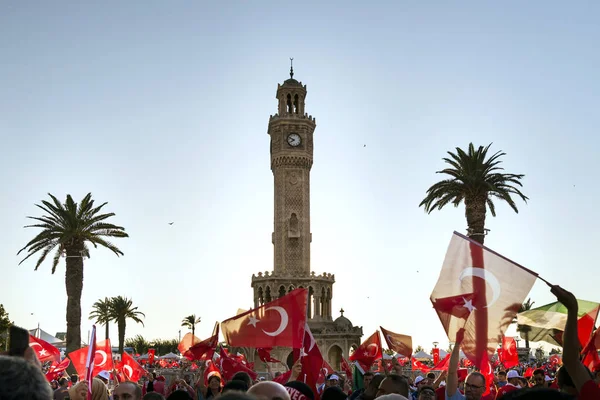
[1,2,599,354]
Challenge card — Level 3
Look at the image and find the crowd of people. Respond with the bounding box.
[1,285,598,400]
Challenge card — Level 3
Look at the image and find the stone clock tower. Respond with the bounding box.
[248,65,363,372]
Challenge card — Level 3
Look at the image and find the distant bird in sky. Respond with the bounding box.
[363,144,366,147]
[168,222,174,225]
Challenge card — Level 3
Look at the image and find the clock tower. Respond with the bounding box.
[250,65,362,371]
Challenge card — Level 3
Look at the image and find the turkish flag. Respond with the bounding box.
[178,332,202,354]
[257,348,281,363]
[349,331,383,370]
[219,347,258,381]
[68,338,114,378]
[45,358,71,381]
[116,352,147,382]
[411,358,430,373]
[577,305,600,349]
[293,323,324,399]
[341,357,353,382]
[430,232,537,390]
[29,334,61,363]
[549,354,562,367]
[184,323,219,361]
[317,359,335,386]
[380,327,413,358]
[499,336,519,368]
[148,349,156,364]
[221,288,308,348]
[204,359,222,385]
[432,348,440,365]
[581,328,600,372]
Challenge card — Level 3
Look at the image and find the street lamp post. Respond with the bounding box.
[433,341,439,349]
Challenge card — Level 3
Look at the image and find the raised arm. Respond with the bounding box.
[446,329,464,397]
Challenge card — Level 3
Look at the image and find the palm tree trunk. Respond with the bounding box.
[105,322,109,340]
[118,318,126,354]
[192,325,195,339]
[65,246,84,373]
[525,331,530,349]
[465,196,487,245]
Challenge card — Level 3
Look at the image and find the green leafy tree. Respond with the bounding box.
[383,348,395,356]
[514,298,535,349]
[0,305,12,350]
[549,347,561,355]
[419,143,528,244]
[535,345,545,360]
[109,296,145,354]
[414,345,424,353]
[17,193,128,359]
[154,338,179,355]
[89,297,112,340]
[181,314,201,338]
[125,335,150,355]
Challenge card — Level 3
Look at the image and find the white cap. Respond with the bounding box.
[414,376,425,385]
[329,374,340,381]
[507,370,522,379]
[545,375,552,382]
[97,370,110,380]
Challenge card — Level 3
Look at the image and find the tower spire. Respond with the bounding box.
[290,57,294,79]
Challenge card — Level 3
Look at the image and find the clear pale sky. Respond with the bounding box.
[1,2,599,354]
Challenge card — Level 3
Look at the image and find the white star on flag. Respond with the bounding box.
[247,315,259,327]
[39,349,49,356]
[363,351,369,356]
[462,297,476,313]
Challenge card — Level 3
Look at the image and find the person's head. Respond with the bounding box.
[363,374,386,400]
[532,369,545,387]
[463,372,486,400]
[363,372,374,388]
[497,387,575,399]
[208,375,222,391]
[497,370,507,383]
[114,381,143,400]
[426,372,435,381]
[219,393,258,400]
[59,377,69,387]
[373,395,408,400]
[223,379,249,393]
[417,385,435,400]
[284,381,315,400]
[97,370,110,384]
[413,376,427,389]
[143,393,166,400]
[72,374,79,384]
[247,381,291,400]
[232,372,253,389]
[506,370,522,387]
[556,365,576,395]
[321,386,347,400]
[166,390,192,400]
[377,374,409,398]
[0,355,53,400]
[325,374,340,388]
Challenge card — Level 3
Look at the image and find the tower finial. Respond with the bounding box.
[290,57,294,79]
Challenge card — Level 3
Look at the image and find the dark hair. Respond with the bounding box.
[322,387,347,400]
[58,377,68,386]
[231,372,252,388]
[497,387,573,399]
[426,372,435,380]
[143,393,166,400]
[0,356,53,400]
[219,393,257,400]
[285,381,315,400]
[223,380,249,393]
[498,371,507,376]
[418,385,436,396]
[363,372,374,378]
[166,390,192,400]
[382,374,410,397]
[532,369,544,377]
[71,375,79,383]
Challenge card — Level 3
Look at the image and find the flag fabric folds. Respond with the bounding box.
[380,327,413,358]
[221,288,308,348]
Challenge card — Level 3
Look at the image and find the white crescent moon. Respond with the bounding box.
[96,350,108,367]
[306,324,316,351]
[458,267,501,308]
[29,342,43,352]
[322,367,329,376]
[123,364,134,378]
[367,343,379,357]
[262,306,289,337]
[386,335,396,346]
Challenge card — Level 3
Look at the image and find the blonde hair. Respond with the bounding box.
[69,378,109,400]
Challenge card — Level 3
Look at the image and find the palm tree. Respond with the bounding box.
[181,314,201,338]
[514,297,535,349]
[109,296,145,354]
[89,297,112,340]
[419,143,528,245]
[18,193,128,358]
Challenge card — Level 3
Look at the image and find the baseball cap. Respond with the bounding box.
[97,370,110,380]
[507,370,522,379]
[328,374,340,381]
[414,376,425,385]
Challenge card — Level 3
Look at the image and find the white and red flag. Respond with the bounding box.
[380,327,413,358]
[293,323,324,399]
[68,338,114,379]
[430,232,537,390]
[184,323,219,361]
[45,357,71,381]
[499,336,519,369]
[29,334,61,363]
[341,357,353,382]
[349,331,383,370]
[219,347,258,381]
[85,326,96,400]
[257,348,281,363]
[116,352,147,382]
[221,288,308,348]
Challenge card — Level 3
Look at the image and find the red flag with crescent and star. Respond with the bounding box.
[184,322,219,361]
[430,232,538,393]
[221,288,308,348]
[349,331,382,370]
[292,323,324,400]
[116,351,147,382]
[380,327,413,358]
[29,334,61,363]
[499,336,519,368]
[68,338,114,378]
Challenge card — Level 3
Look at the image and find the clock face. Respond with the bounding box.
[287,133,302,147]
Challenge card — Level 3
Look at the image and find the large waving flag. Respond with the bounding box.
[349,331,382,370]
[221,288,308,348]
[430,232,537,391]
[380,327,412,358]
[517,299,600,348]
